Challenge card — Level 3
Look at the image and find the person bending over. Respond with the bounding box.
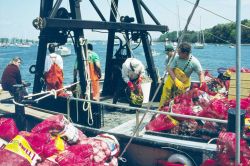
[113,57,145,108]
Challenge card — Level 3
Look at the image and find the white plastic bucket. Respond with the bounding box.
[141,81,152,103]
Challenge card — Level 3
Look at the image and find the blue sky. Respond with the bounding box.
[0,0,249,40]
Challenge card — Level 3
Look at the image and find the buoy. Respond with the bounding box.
[168,153,193,166]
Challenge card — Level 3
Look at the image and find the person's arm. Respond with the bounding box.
[121,64,130,83]
[94,61,102,79]
[44,56,49,73]
[16,68,22,84]
[92,52,102,79]
[193,57,204,85]
[168,56,177,80]
[168,67,176,81]
[198,71,205,85]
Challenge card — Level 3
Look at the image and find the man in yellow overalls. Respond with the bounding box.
[159,42,204,108]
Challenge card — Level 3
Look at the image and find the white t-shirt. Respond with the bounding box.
[44,53,63,72]
[121,58,145,83]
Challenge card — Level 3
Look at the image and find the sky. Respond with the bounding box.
[0,0,249,40]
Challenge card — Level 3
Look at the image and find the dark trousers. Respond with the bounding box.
[112,78,127,104]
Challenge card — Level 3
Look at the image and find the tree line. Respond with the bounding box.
[158,19,250,44]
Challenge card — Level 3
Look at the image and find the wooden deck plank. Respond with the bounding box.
[228,73,250,99]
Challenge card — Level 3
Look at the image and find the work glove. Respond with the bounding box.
[174,78,185,90]
[127,81,135,91]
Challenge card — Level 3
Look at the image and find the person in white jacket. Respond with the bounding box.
[112,58,145,108]
[44,44,65,96]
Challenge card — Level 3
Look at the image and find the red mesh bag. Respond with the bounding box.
[0,135,41,166]
[146,114,179,132]
[173,89,195,105]
[31,115,86,144]
[200,159,216,166]
[171,104,194,121]
[216,154,234,166]
[55,144,93,166]
[229,97,250,110]
[217,132,250,159]
[80,137,111,164]
[198,99,229,120]
[217,132,236,158]
[19,131,66,159]
[199,82,217,96]
[229,67,250,73]
[240,156,250,166]
[210,99,229,119]
[0,118,19,141]
[217,154,250,166]
[95,134,120,157]
[37,158,59,166]
[31,114,67,134]
[43,136,67,158]
[0,149,32,166]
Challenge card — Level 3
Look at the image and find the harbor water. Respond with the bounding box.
[0,42,250,91]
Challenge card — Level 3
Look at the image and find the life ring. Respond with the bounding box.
[168,153,193,166]
[29,65,36,74]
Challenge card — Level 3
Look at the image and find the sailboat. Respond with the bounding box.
[165,3,180,51]
[194,17,205,49]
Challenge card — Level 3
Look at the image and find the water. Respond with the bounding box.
[0,42,250,91]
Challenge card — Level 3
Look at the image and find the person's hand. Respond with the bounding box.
[174,78,185,90]
[137,76,142,83]
[200,81,206,88]
[127,81,135,91]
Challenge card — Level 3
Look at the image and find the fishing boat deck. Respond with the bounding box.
[0,89,159,131]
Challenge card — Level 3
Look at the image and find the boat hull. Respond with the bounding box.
[0,110,215,166]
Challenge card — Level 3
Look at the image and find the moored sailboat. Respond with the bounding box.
[194,17,205,49]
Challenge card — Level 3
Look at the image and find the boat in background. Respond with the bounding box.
[194,17,205,49]
[193,42,204,49]
[57,46,71,57]
[16,43,32,48]
[229,44,235,48]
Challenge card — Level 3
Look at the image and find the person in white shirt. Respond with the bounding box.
[112,58,145,108]
[44,44,65,96]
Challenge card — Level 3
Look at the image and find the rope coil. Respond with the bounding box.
[80,39,94,126]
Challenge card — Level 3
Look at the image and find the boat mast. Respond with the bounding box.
[200,16,204,44]
[235,0,241,165]
[176,2,181,41]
